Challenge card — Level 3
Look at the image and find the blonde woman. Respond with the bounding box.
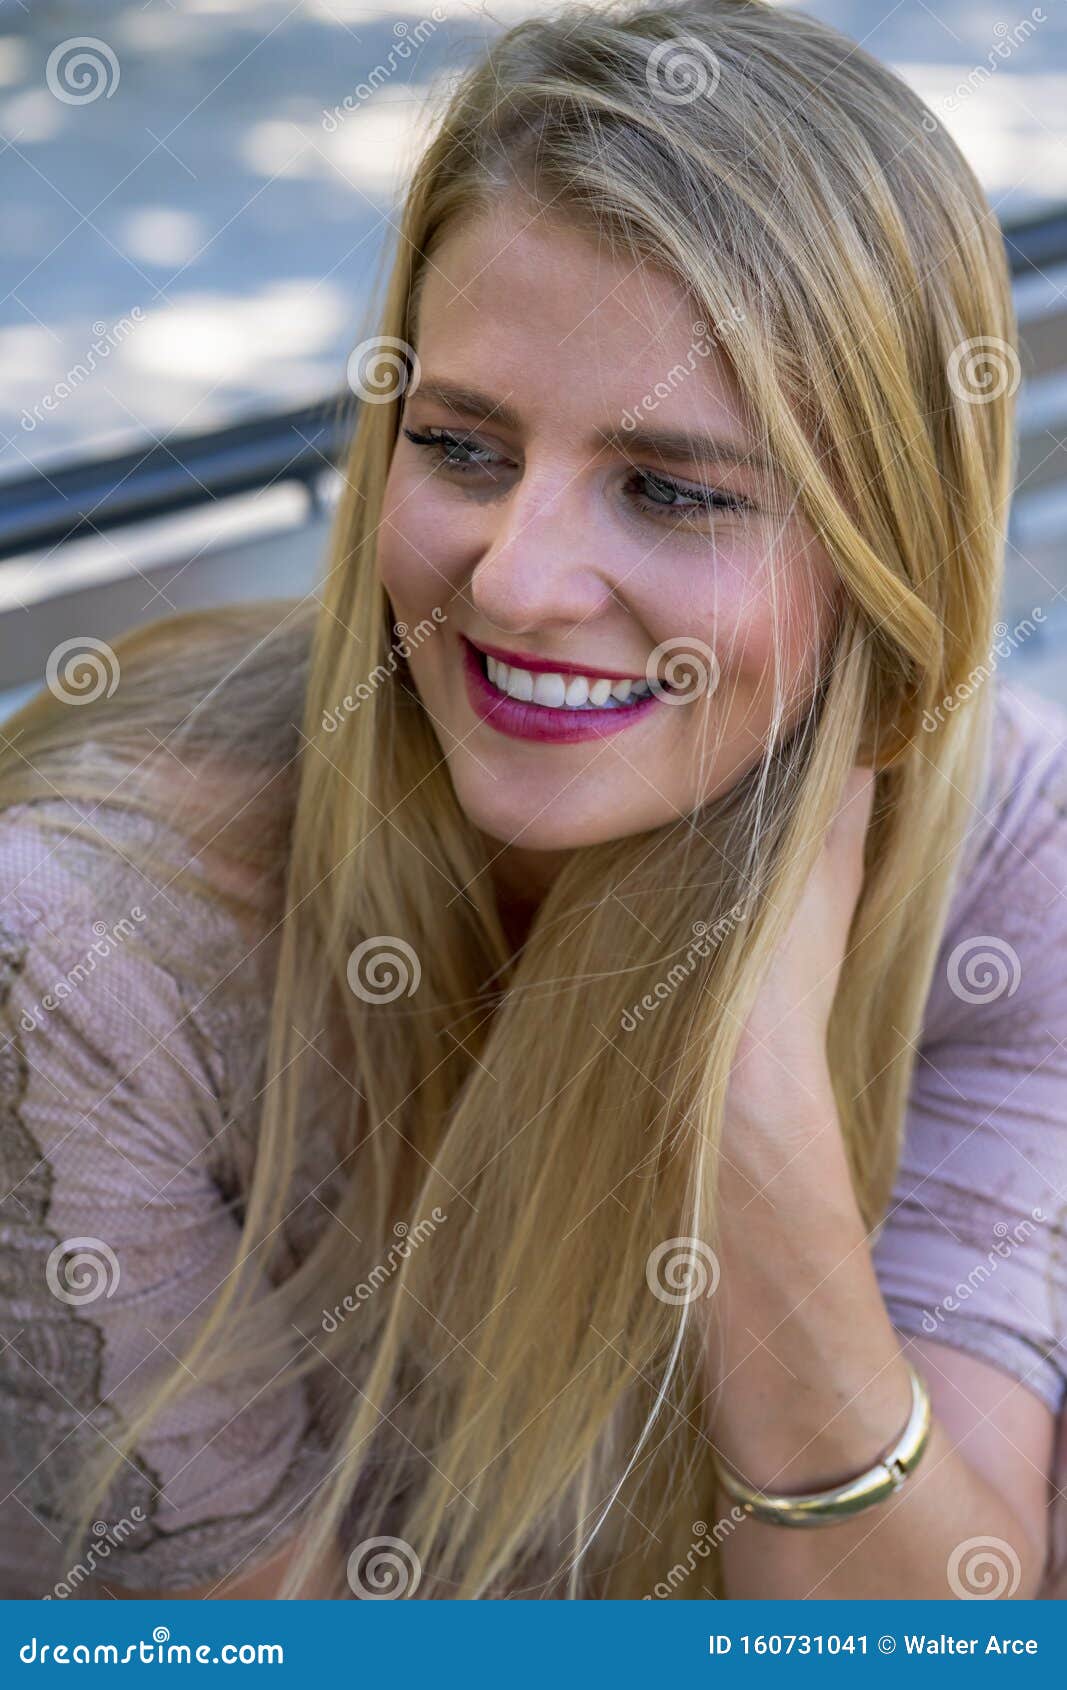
[1,0,1066,1602]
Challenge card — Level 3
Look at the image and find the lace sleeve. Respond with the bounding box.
[0,801,327,1598]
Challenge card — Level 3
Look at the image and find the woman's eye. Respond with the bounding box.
[402,426,752,523]
[627,468,752,524]
[402,426,505,474]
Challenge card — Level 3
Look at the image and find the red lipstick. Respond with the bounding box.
[460,635,663,745]
[470,639,646,683]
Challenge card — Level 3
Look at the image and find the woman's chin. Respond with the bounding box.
[450,779,621,853]
[446,777,662,858]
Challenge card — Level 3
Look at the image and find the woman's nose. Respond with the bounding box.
[467,473,616,632]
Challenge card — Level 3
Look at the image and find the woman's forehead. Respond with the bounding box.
[411,213,759,459]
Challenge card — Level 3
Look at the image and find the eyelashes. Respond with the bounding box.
[400,426,754,526]
[402,427,500,476]
[635,467,752,520]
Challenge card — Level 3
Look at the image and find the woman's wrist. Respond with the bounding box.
[709,1088,916,1492]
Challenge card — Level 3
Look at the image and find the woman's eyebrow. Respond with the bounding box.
[594,424,772,475]
[409,379,522,431]
[409,378,771,473]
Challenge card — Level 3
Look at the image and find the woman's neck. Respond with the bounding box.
[482,837,571,953]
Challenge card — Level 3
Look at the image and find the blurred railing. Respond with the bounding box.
[0,397,350,563]
[0,402,350,718]
[2,206,1066,719]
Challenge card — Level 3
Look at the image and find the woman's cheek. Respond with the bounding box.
[640,567,765,701]
[379,492,462,614]
[713,566,830,704]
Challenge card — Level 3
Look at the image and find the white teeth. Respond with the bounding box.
[531,672,567,708]
[480,649,655,710]
[505,667,533,702]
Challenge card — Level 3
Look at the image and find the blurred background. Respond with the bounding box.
[1,0,1065,719]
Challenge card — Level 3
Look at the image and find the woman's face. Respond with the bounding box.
[377,197,839,855]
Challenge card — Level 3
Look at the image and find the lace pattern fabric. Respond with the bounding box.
[0,800,331,1597]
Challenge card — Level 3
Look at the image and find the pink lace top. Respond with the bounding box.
[2,674,1067,1597]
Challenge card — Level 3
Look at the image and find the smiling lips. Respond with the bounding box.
[461,635,665,744]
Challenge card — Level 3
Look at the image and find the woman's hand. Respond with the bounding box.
[724,765,876,1130]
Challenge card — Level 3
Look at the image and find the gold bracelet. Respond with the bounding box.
[712,1361,932,1528]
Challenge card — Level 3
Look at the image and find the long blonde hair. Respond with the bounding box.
[3,0,1016,1598]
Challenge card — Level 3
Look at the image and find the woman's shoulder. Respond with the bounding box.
[924,675,1067,1045]
[976,674,1067,851]
[0,596,316,941]
[0,597,321,1211]
[872,675,1067,1420]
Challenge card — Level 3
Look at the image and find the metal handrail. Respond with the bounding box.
[0,395,354,564]
[1002,205,1067,276]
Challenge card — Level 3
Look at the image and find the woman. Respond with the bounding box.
[1,0,1065,1601]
